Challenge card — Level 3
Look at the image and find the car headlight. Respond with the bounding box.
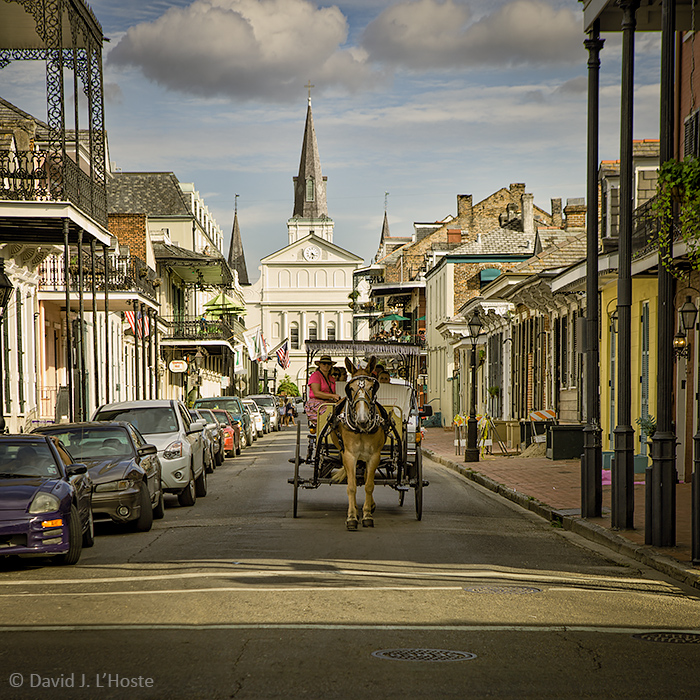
[163,440,184,460]
[29,492,61,514]
[95,479,131,493]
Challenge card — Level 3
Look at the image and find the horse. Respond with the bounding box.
[329,356,390,530]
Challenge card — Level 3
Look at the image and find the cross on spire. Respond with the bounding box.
[305,80,314,103]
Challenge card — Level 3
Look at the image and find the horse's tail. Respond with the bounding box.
[331,464,347,483]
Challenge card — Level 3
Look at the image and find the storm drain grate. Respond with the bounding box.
[463,586,542,595]
[372,649,477,662]
[633,632,700,644]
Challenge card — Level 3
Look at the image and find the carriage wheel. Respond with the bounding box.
[414,446,423,521]
[293,420,301,518]
[398,489,406,507]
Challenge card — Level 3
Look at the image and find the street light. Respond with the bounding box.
[465,310,483,463]
[675,296,698,360]
[0,259,15,434]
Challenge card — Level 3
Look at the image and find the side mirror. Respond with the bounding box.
[138,444,158,457]
[419,405,433,418]
[66,464,88,476]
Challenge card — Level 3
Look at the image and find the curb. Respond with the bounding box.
[423,447,700,591]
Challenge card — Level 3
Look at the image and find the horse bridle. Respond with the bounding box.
[343,375,382,434]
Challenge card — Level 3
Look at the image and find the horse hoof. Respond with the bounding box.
[362,518,374,528]
[346,519,359,531]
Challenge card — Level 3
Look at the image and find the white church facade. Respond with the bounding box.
[244,98,366,390]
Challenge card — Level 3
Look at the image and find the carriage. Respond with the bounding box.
[288,340,431,526]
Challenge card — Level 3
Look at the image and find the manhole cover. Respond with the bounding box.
[463,586,542,595]
[371,649,477,662]
[633,632,700,644]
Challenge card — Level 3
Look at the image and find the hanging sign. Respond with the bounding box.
[169,359,188,373]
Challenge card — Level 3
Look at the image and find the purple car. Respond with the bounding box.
[0,435,94,565]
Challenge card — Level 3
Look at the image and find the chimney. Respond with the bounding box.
[457,194,472,220]
[447,228,461,244]
[564,198,586,230]
[509,183,525,201]
[551,198,563,228]
[521,193,534,235]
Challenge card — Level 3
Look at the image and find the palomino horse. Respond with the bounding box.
[330,357,390,530]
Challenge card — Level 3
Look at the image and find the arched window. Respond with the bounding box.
[327,322,336,341]
[308,322,318,342]
[290,323,300,350]
[278,270,291,288]
[306,178,314,202]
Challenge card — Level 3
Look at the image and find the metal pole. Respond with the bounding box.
[141,302,147,401]
[103,244,110,404]
[133,300,140,400]
[582,20,605,518]
[465,343,479,462]
[154,311,159,400]
[612,0,639,530]
[90,239,99,411]
[63,220,74,422]
[77,229,86,421]
[650,0,677,546]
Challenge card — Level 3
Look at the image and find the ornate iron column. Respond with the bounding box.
[649,0,677,547]
[612,0,639,530]
[464,310,482,463]
[90,238,99,410]
[582,20,605,518]
[103,243,110,405]
[63,219,73,422]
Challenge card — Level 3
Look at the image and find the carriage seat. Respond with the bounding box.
[375,383,413,424]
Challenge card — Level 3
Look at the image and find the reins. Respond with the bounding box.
[342,375,383,434]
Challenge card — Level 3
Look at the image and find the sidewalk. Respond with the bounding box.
[421,426,700,590]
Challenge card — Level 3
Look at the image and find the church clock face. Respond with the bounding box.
[303,245,321,261]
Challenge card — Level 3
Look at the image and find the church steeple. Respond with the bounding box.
[227,196,250,285]
[288,89,334,245]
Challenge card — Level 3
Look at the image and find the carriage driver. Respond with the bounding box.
[306,355,341,430]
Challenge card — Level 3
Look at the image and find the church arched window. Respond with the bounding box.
[327,322,336,341]
[290,323,299,350]
[308,322,318,342]
[306,178,314,202]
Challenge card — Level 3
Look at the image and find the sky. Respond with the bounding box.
[1,0,663,283]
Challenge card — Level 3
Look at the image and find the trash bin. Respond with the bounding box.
[546,424,585,460]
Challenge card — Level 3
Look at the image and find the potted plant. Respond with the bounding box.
[650,156,700,275]
[635,414,656,438]
[487,386,500,398]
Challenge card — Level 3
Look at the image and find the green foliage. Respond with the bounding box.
[487,385,500,397]
[277,375,300,397]
[635,414,656,438]
[650,157,700,276]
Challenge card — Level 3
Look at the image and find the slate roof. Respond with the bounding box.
[107,172,192,216]
[450,225,535,256]
[227,211,250,286]
[512,231,587,274]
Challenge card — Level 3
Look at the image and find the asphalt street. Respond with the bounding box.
[0,424,699,699]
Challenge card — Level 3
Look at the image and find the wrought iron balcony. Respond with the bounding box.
[160,315,246,344]
[0,149,107,227]
[38,252,157,300]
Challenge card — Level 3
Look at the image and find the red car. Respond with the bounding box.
[211,409,241,457]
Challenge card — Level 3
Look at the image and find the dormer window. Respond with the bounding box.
[306,178,314,202]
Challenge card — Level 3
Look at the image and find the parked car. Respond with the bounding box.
[196,408,225,465]
[189,409,217,473]
[210,409,241,456]
[248,394,281,432]
[293,396,304,414]
[194,396,253,447]
[0,434,94,565]
[33,421,164,531]
[92,399,206,507]
[243,399,264,438]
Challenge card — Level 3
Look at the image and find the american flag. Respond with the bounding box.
[125,310,150,339]
[276,339,290,370]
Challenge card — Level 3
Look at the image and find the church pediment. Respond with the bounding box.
[261,234,364,265]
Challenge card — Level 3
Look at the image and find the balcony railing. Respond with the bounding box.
[160,315,245,344]
[0,149,107,227]
[39,253,158,300]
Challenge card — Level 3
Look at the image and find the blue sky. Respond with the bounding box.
[1,1,662,282]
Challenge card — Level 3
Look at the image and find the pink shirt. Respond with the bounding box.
[308,369,336,399]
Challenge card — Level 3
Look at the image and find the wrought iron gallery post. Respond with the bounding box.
[465,311,482,463]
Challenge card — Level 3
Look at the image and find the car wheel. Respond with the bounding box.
[205,446,214,474]
[177,469,197,507]
[130,482,154,532]
[195,465,208,497]
[82,508,95,548]
[235,440,241,456]
[240,431,247,449]
[153,483,165,520]
[215,448,223,466]
[55,505,82,566]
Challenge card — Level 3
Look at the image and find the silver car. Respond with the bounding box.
[247,394,281,432]
[242,399,263,439]
[92,399,207,507]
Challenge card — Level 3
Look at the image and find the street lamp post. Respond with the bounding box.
[465,310,483,463]
[0,259,15,433]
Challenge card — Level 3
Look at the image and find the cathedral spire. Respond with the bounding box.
[227,196,250,285]
[292,97,328,220]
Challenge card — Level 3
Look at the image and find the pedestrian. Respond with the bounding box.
[285,399,296,426]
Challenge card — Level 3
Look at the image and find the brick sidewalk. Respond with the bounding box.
[421,426,699,589]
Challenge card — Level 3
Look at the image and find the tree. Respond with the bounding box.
[277,375,300,397]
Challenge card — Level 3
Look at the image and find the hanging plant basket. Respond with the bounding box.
[650,156,700,276]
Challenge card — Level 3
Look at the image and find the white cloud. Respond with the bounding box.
[361,0,583,70]
[108,0,380,101]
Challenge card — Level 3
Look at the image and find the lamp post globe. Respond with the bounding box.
[465,310,482,463]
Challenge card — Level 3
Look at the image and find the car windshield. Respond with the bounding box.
[211,411,231,426]
[95,407,178,435]
[41,427,132,460]
[0,441,60,478]
[251,396,275,408]
[194,398,240,415]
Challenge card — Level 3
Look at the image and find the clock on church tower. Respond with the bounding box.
[303,244,321,261]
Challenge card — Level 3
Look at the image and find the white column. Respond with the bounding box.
[301,312,307,345]
[320,311,326,340]
[337,311,343,340]
[282,311,288,341]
